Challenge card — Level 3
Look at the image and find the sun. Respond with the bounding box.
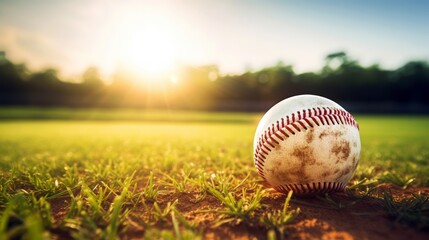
[121,25,176,76]
[110,12,178,84]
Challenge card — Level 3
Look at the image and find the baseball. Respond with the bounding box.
[254,94,361,195]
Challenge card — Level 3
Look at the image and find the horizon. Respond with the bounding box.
[0,0,428,82]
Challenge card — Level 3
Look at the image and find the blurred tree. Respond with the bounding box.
[82,67,104,88]
[322,51,348,75]
[1,51,428,111]
[257,62,295,101]
[325,51,348,65]
[0,58,28,108]
[0,57,28,87]
[28,68,60,85]
[392,61,429,103]
[172,65,220,108]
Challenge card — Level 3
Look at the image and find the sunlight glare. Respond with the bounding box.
[169,74,179,85]
[111,12,178,85]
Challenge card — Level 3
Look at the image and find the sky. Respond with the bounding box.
[0,0,428,80]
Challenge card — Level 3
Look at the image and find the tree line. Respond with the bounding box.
[1,52,428,112]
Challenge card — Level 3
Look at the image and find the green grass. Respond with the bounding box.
[355,116,429,187]
[260,191,300,240]
[0,107,260,123]
[0,109,428,239]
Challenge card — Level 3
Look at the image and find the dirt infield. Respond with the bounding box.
[47,184,426,240]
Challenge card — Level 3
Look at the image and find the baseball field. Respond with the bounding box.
[0,108,428,239]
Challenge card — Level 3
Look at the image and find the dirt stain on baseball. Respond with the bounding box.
[336,165,352,181]
[321,170,332,178]
[292,146,316,165]
[273,159,282,168]
[268,159,300,183]
[277,167,307,183]
[274,146,316,183]
[319,130,344,140]
[331,139,351,163]
[279,145,316,183]
[290,166,310,182]
[305,128,315,143]
[352,154,359,167]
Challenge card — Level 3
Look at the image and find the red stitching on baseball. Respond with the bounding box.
[335,115,342,124]
[285,126,295,135]
[273,131,284,141]
[318,115,326,125]
[310,116,319,126]
[266,140,275,148]
[278,128,289,137]
[262,144,271,153]
[297,119,307,130]
[332,115,338,124]
[274,182,347,195]
[291,122,301,132]
[259,147,268,156]
[303,118,314,128]
[323,115,331,125]
[254,107,359,182]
